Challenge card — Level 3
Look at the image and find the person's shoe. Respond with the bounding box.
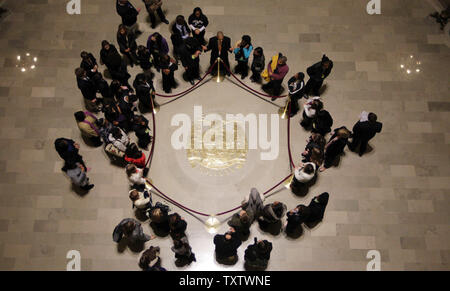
[151,23,156,29]
[271,97,276,101]
[241,75,246,80]
[162,19,169,25]
[189,80,195,85]
[164,90,171,94]
[319,166,326,172]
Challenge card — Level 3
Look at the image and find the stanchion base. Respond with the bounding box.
[278,106,288,119]
[153,104,160,114]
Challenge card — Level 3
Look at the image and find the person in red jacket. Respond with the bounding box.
[124,143,146,168]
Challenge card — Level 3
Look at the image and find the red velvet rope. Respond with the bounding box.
[219,59,288,99]
[142,58,296,217]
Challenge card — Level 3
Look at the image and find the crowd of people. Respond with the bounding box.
[54,0,383,271]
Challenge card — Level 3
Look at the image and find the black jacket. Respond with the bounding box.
[307,59,333,82]
[179,37,201,68]
[325,127,349,158]
[80,53,98,78]
[116,0,138,26]
[312,110,333,135]
[288,76,305,96]
[117,31,137,54]
[205,36,231,64]
[244,240,272,266]
[188,13,209,30]
[353,120,382,142]
[76,77,97,100]
[214,233,242,258]
[100,45,123,71]
[305,192,329,223]
[133,77,154,108]
[171,22,191,48]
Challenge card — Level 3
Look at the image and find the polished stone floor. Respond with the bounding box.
[0,0,449,271]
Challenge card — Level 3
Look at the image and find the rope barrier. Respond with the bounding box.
[140,58,297,218]
[219,59,288,99]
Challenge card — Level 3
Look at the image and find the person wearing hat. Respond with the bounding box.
[304,54,333,97]
[287,72,306,116]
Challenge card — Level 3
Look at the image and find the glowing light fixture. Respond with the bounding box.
[205,216,221,234]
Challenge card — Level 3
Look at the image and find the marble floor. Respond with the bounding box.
[0,0,449,271]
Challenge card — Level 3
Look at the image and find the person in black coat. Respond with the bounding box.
[80,51,99,78]
[244,238,273,270]
[116,0,140,34]
[312,109,333,136]
[202,31,232,76]
[348,112,382,156]
[170,15,191,60]
[100,41,131,87]
[188,7,209,45]
[304,54,333,97]
[160,54,178,93]
[75,68,101,112]
[142,0,169,29]
[250,47,265,83]
[169,213,187,240]
[213,228,242,264]
[117,24,138,67]
[54,138,86,172]
[285,204,310,237]
[320,126,351,172]
[180,37,202,85]
[132,115,152,149]
[149,202,170,236]
[137,45,152,72]
[304,192,329,228]
[287,72,305,117]
[133,73,156,110]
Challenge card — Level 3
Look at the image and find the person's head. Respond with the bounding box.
[133,115,143,124]
[295,72,305,81]
[169,213,181,226]
[151,32,161,43]
[368,112,377,123]
[125,164,137,176]
[135,73,147,85]
[80,51,89,60]
[278,56,287,65]
[74,111,86,122]
[126,143,141,159]
[118,24,127,35]
[111,127,123,139]
[310,147,323,166]
[129,190,140,201]
[193,7,203,18]
[150,208,163,223]
[122,220,136,236]
[311,99,323,111]
[54,138,69,152]
[321,54,331,69]
[139,246,160,269]
[241,35,251,47]
[303,163,315,175]
[175,15,186,25]
[160,54,170,64]
[216,31,224,40]
[118,0,128,5]
[254,47,263,56]
[75,67,86,78]
[101,40,110,50]
[239,211,250,225]
[336,127,351,139]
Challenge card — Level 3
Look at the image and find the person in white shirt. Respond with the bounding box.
[300,97,323,129]
[126,164,149,189]
[291,162,316,193]
[108,127,129,152]
[129,189,152,210]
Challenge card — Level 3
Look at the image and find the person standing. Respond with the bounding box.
[233,35,253,79]
[250,47,265,83]
[285,205,310,237]
[202,31,232,76]
[116,0,141,35]
[287,72,305,117]
[303,192,330,228]
[291,162,316,193]
[300,97,323,130]
[257,201,287,231]
[262,54,289,100]
[100,41,131,88]
[75,68,101,112]
[171,235,196,266]
[312,108,333,136]
[319,127,351,172]
[180,37,202,85]
[74,111,102,146]
[139,246,166,271]
[213,228,242,264]
[117,24,138,67]
[170,15,191,60]
[132,115,152,149]
[160,54,178,94]
[112,218,154,245]
[146,32,169,71]
[304,54,333,97]
[65,162,95,191]
[137,45,152,72]
[133,73,156,110]
[188,7,209,45]
[142,0,169,29]
[348,112,382,156]
[54,138,87,172]
[244,238,273,271]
